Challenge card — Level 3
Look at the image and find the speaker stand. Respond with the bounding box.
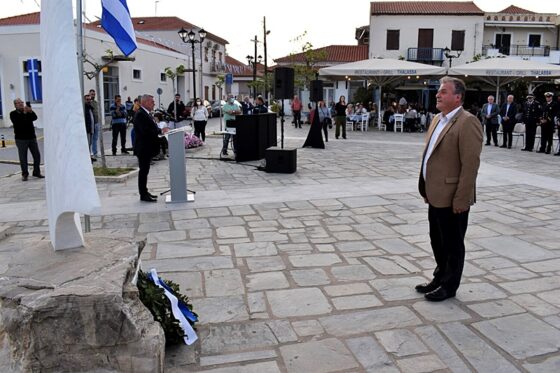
[280,99,285,149]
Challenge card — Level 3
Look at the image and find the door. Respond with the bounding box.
[495,34,511,55]
[417,29,434,61]
[102,66,119,114]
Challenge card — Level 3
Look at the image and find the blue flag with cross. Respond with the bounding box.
[26,58,42,101]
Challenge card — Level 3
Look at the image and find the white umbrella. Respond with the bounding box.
[448,57,560,103]
[319,58,446,127]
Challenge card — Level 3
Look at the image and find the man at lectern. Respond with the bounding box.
[133,94,167,202]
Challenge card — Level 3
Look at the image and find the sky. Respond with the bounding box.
[1,0,559,65]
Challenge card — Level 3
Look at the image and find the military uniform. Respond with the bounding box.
[522,96,541,151]
[538,94,559,154]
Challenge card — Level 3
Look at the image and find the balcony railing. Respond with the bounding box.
[407,48,445,65]
[210,61,226,73]
[483,44,551,57]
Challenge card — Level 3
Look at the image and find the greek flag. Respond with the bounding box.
[26,59,42,101]
[101,0,137,56]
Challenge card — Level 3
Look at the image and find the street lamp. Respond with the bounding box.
[178,27,206,101]
[443,46,462,68]
[263,17,271,101]
[246,42,262,99]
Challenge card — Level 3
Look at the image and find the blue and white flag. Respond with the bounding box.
[101,0,137,56]
[26,59,42,101]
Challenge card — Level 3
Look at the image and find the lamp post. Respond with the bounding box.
[443,46,462,68]
[178,27,206,101]
[246,38,262,100]
[263,17,271,102]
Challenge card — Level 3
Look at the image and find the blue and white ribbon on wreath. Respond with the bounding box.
[149,268,198,345]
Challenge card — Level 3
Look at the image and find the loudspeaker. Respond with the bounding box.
[310,80,323,102]
[266,147,297,173]
[274,67,294,99]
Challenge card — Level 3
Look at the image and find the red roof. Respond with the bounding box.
[0,11,40,25]
[225,56,264,78]
[274,45,368,64]
[497,5,535,14]
[91,16,228,45]
[371,1,484,15]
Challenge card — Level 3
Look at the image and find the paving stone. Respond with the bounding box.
[234,242,277,257]
[523,355,560,373]
[290,269,330,286]
[493,266,538,281]
[511,294,560,316]
[319,306,422,336]
[363,256,409,275]
[439,322,519,373]
[266,320,298,343]
[331,264,376,281]
[277,243,313,253]
[194,296,249,323]
[187,361,281,373]
[159,271,203,297]
[537,289,560,307]
[412,301,471,323]
[200,322,278,355]
[143,256,233,272]
[170,209,197,220]
[499,275,560,294]
[523,258,560,273]
[396,355,446,373]
[280,338,359,373]
[345,336,399,373]
[200,350,277,367]
[370,276,426,301]
[209,216,246,227]
[216,226,247,239]
[247,292,266,313]
[288,253,342,267]
[339,195,389,208]
[332,294,382,310]
[173,218,210,230]
[324,283,372,297]
[472,236,555,262]
[156,239,215,259]
[246,272,289,291]
[332,231,363,241]
[204,269,244,296]
[316,244,335,252]
[267,288,332,317]
[291,320,324,337]
[415,326,471,373]
[334,240,376,252]
[229,205,255,216]
[139,221,171,234]
[245,256,285,272]
[196,207,231,218]
[187,228,213,239]
[375,238,418,254]
[375,329,428,357]
[467,300,525,318]
[473,313,560,359]
[456,282,507,302]
[252,231,288,242]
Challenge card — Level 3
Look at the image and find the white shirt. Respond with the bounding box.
[422,106,462,180]
[486,104,492,115]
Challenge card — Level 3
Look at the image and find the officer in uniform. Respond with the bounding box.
[521,93,541,152]
[538,92,558,154]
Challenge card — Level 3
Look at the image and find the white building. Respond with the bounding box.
[369,1,485,68]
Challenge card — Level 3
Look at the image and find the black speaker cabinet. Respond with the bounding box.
[274,67,294,99]
[266,147,297,173]
[310,80,323,102]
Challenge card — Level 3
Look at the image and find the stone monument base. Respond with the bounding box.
[0,234,165,372]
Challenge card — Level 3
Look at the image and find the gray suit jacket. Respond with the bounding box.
[481,103,499,125]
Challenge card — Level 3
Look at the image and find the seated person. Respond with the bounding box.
[404,105,418,132]
[383,106,395,131]
[345,104,355,121]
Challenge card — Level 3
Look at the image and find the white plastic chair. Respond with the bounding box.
[512,122,525,148]
[354,114,368,131]
[393,114,404,133]
[346,117,354,132]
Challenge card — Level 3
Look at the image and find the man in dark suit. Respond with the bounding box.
[499,94,517,149]
[417,76,483,302]
[133,94,165,202]
[521,93,541,151]
[481,95,499,146]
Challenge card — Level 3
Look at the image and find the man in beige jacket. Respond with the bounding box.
[417,76,483,301]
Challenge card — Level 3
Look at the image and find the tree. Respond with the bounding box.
[164,65,186,96]
[290,31,327,91]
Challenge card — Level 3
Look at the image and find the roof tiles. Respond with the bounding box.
[370,1,484,15]
[274,45,368,63]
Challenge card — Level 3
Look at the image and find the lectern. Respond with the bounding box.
[165,127,194,203]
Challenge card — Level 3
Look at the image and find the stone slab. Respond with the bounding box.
[415,326,471,373]
[280,338,359,373]
[200,350,277,367]
[290,269,331,286]
[267,288,332,317]
[396,355,446,373]
[375,329,429,357]
[195,296,249,323]
[346,336,399,373]
[200,322,278,355]
[472,236,555,262]
[204,269,244,296]
[330,264,376,282]
[143,256,233,272]
[245,256,286,272]
[332,294,382,310]
[156,239,215,259]
[234,242,277,257]
[412,301,471,323]
[246,272,289,291]
[288,253,342,267]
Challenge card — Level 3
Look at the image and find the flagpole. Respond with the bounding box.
[76,0,91,233]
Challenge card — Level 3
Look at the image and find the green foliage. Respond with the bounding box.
[290,31,327,91]
[353,87,373,105]
[137,270,198,346]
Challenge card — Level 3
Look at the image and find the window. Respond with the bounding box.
[22,59,43,104]
[451,30,465,51]
[204,47,209,62]
[132,69,142,80]
[160,72,167,82]
[218,52,223,63]
[528,34,541,47]
[386,30,400,50]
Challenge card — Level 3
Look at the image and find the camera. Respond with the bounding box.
[25,101,31,107]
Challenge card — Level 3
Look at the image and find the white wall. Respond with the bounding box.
[369,15,484,67]
[0,24,186,127]
[482,27,556,49]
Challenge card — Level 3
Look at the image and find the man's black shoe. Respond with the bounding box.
[536,149,545,153]
[508,146,511,149]
[521,148,531,151]
[425,287,456,302]
[494,143,499,146]
[122,150,130,154]
[140,195,157,202]
[415,281,440,294]
[485,143,490,146]
[147,192,158,199]
[500,145,507,148]
[545,151,551,154]
[22,175,28,181]
[554,152,560,156]
[33,174,45,178]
